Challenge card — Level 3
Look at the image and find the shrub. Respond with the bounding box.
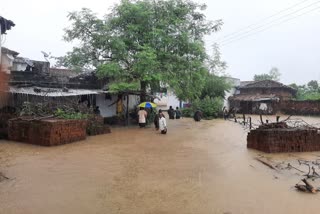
[182,96,223,119]
[54,108,88,120]
[181,108,194,117]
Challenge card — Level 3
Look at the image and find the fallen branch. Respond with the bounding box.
[302,179,317,193]
[281,115,292,122]
[0,172,9,180]
[312,166,320,178]
[255,157,277,170]
[287,163,305,173]
[295,184,309,192]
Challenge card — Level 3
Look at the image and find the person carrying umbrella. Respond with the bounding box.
[137,102,157,128]
[138,107,147,128]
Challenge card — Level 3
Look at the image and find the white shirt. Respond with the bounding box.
[159,117,167,131]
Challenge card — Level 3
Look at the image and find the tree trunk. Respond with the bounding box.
[140,81,147,102]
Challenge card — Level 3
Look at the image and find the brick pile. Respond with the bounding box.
[247,126,320,153]
[86,115,111,136]
[8,118,87,146]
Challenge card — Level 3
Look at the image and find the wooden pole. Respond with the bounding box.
[249,117,252,129]
[243,114,246,125]
[126,94,129,126]
[260,114,264,124]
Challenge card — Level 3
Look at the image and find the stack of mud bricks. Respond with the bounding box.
[8,118,87,146]
[247,128,320,153]
[87,115,111,136]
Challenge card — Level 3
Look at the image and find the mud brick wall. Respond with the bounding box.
[8,119,87,146]
[280,100,320,115]
[247,129,320,153]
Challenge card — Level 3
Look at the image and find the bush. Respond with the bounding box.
[54,108,88,120]
[182,96,223,119]
[181,108,194,117]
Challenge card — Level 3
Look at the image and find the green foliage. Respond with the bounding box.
[182,96,223,119]
[61,0,223,99]
[307,80,319,91]
[254,67,281,81]
[108,81,140,93]
[200,74,231,100]
[54,108,88,120]
[289,80,320,101]
[181,107,194,117]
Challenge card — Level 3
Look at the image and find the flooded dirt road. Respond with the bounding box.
[1,116,320,214]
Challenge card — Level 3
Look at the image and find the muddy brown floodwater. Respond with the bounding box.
[0,116,320,214]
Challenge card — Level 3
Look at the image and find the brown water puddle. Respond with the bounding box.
[0,116,320,214]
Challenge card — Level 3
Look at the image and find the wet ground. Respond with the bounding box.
[0,116,320,214]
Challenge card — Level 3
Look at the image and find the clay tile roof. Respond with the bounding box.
[1,47,19,57]
[239,80,296,92]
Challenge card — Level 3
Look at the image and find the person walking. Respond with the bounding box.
[154,109,163,130]
[138,107,147,128]
[168,106,175,119]
[194,109,202,122]
[175,107,181,119]
[159,113,167,134]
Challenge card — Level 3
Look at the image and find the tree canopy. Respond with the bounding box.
[289,80,320,100]
[253,67,281,81]
[61,0,223,101]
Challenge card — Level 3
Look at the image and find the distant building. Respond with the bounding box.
[153,88,182,110]
[229,80,297,114]
[223,77,240,110]
[1,47,19,73]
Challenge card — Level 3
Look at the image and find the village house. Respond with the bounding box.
[229,80,297,114]
[0,48,158,127]
[153,88,183,110]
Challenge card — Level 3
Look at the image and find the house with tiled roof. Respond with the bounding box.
[229,80,297,114]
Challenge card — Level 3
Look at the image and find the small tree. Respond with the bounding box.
[307,80,319,91]
[254,67,281,81]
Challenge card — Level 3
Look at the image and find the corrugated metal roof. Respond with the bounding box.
[8,86,104,97]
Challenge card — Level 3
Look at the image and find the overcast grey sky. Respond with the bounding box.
[1,0,319,84]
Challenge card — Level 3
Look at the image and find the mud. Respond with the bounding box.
[0,116,320,214]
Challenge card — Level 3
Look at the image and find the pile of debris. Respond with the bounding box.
[255,156,320,194]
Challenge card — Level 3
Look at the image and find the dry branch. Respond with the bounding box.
[302,179,317,193]
[255,157,277,170]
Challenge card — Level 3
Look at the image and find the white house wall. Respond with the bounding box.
[96,94,140,118]
[154,90,181,111]
[223,77,240,111]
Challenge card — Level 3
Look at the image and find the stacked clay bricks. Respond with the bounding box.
[86,115,111,136]
[8,118,87,146]
[247,128,320,153]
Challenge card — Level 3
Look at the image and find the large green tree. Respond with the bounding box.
[61,0,222,101]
